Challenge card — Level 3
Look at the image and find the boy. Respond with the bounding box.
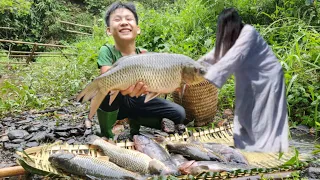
[93,1,186,139]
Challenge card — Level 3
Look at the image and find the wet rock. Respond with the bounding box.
[45,133,56,141]
[293,125,310,133]
[116,130,131,142]
[4,143,21,150]
[67,139,75,144]
[59,137,66,141]
[84,128,93,136]
[8,126,16,131]
[28,125,44,132]
[175,124,186,135]
[0,135,9,142]
[16,119,32,124]
[309,160,320,167]
[55,131,69,137]
[24,133,34,141]
[26,141,39,148]
[8,130,29,140]
[11,139,25,143]
[29,131,47,142]
[70,129,79,136]
[18,124,30,130]
[55,126,72,132]
[307,167,320,179]
[222,109,233,119]
[162,118,175,133]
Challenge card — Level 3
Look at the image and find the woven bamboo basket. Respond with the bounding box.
[172,80,218,127]
[16,124,308,179]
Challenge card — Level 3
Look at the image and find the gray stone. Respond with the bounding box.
[11,139,25,143]
[66,139,75,144]
[16,119,31,124]
[29,131,47,142]
[162,118,175,133]
[18,124,30,130]
[70,129,79,135]
[55,131,69,137]
[27,125,43,132]
[309,160,320,167]
[308,167,320,179]
[45,133,56,141]
[55,126,71,131]
[26,141,39,148]
[7,130,29,140]
[0,135,9,142]
[24,133,34,141]
[8,126,16,131]
[4,143,21,150]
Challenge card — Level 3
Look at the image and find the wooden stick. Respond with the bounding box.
[0,51,76,55]
[65,30,92,36]
[58,20,92,28]
[0,62,30,64]
[0,55,74,57]
[0,166,26,177]
[0,39,74,48]
[0,27,15,30]
[26,44,38,64]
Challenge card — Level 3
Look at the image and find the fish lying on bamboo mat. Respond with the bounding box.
[152,135,248,164]
[49,151,142,179]
[133,135,179,175]
[76,53,207,119]
[86,135,171,175]
[179,160,252,175]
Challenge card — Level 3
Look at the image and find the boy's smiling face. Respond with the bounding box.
[107,8,140,42]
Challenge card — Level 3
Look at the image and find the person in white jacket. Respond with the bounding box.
[199,8,289,153]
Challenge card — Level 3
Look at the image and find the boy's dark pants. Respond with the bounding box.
[98,93,186,138]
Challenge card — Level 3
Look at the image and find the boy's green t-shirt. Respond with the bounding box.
[97,44,147,68]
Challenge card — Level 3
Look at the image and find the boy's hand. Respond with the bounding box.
[121,82,148,97]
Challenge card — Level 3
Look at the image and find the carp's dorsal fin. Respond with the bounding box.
[144,92,160,103]
[109,90,120,105]
[97,156,110,162]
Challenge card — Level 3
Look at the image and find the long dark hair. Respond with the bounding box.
[214,8,244,63]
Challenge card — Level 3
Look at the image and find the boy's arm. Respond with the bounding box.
[100,66,112,74]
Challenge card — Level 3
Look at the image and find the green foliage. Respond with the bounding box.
[0,23,110,115]
[0,0,32,15]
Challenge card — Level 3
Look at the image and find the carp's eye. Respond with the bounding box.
[198,67,207,75]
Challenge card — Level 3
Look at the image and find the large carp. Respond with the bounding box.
[77,53,207,119]
[49,151,142,179]
[86,135,169,175]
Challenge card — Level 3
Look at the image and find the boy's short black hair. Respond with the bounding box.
[105,1,139,27]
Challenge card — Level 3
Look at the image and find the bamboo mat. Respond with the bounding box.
[16,123,309,179]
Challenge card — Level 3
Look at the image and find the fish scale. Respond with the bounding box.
[77,53,206,119]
